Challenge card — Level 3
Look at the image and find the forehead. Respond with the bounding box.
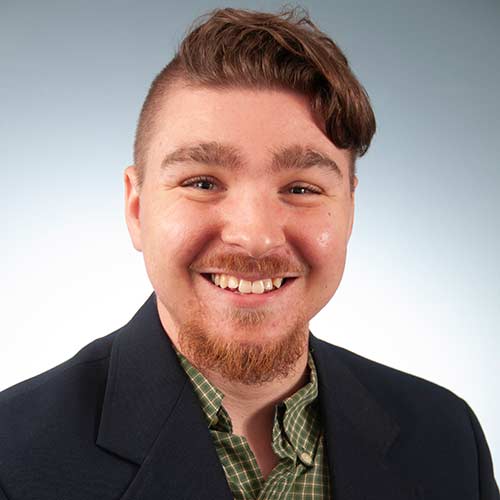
[147,84,351,175]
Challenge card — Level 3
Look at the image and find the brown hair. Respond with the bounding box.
[134,7,376,190]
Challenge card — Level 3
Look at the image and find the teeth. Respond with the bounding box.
[219,274,228,288]
[227,276,239,289]
[263,279,273,291]
[273,277,283,288]
[238,279,252,294]
[251,280,265,294]
[209,274,288,294]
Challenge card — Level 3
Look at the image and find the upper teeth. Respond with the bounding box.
[211,274,284,294]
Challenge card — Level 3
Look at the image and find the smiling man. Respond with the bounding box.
[0,7,498,500]
[125,86,353,389]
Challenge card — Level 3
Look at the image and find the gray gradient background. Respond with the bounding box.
[1,0,499,477]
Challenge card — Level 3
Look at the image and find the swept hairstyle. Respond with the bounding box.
[134,7,376,190]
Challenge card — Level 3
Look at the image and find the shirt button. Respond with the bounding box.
[299,451,313,465]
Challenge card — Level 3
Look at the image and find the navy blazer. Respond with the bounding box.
[0,294,498,499]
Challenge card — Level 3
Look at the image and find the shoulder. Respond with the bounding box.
[312,335,463,397]
[0,330,117,454]
[312,336,499,498]
[0,330,116,403]
[311,336,473,434]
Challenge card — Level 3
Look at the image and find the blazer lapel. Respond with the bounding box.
[95,295,422,499]
[119,379,233,500]
[311,336,423,500]
[96,294,233,500]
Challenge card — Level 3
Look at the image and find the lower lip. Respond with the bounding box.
[199,274,296,307]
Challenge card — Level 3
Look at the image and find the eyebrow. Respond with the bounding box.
[161,141,342,178]
[161,141,243,171]
[270,144,342,178]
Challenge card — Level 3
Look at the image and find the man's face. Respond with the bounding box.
[125,84,356,382]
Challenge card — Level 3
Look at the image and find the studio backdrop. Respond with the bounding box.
[1,0,498,475]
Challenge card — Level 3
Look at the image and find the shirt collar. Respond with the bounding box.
[175,349,321,466]
[176,351,224,428]
[276,351,321,466]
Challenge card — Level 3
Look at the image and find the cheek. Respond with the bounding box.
[290,213,349,300]
[317,230,332,248]
[292,212,348,268]
[140,200,217,276]
[314,228,348,282]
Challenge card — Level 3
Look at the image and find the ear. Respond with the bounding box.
[347,175,358,241]
[124,166,143,252]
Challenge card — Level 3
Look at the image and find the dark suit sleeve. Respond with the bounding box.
[462,399,500,499]
[0,483,9,500]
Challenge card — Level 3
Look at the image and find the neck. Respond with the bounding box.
[204,346,310,479]
[204,347,310,436]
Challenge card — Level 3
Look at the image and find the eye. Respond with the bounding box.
[287,183,322,195]
[180,177,322,195]
[181,175,219,191]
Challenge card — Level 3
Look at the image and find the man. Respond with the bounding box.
[0,7,498,500]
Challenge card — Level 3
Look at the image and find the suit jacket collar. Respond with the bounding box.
[96,294,233,499]
[97,294,421,499]
[311,336,422,499]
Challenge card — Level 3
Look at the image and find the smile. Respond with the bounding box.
[209,273,287,294]
[200,273,296,303]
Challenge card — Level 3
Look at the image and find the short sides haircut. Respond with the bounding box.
[134,7,376,190]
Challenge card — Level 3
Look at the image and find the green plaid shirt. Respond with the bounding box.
[176,350,331,499]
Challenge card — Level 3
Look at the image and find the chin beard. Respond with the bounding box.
[177,307,309,385]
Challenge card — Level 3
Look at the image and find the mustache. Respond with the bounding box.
[191,253,306,276]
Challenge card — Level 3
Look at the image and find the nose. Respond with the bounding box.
[220,193,286,258]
